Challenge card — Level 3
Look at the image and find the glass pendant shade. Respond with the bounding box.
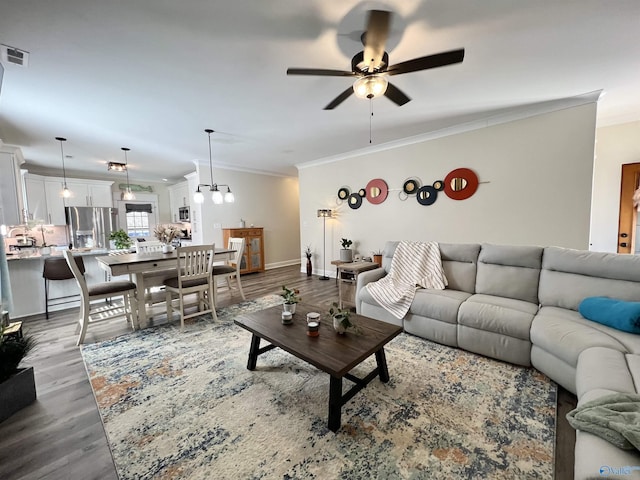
[121,147,135,200]
[224,189,235,203]
[194,188,204,204]
[56,137,72,199]
[212,188,223,204]
[122,188,135,200]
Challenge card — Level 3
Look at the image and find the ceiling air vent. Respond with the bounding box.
[1,45,29,67]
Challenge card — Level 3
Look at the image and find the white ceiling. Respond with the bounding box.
[0,0,638,183]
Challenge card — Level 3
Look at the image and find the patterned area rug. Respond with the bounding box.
[81,295,557,479]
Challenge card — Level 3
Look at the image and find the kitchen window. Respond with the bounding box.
[124,203,154,238]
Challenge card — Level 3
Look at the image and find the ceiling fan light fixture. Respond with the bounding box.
[353,75,388,99]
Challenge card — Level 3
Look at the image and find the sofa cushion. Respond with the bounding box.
[439,243,480,294]
[579,297,640,334]
[574,429,640,480]
[475,244,543,304]
[458,294,538,340]
[530,307,629,368]
[576,347,637,399]
[409,288,472,325]
[539,246,640,311]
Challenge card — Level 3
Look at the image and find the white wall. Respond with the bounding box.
[591,120,640,252]
[195,168,301,268]
[299,103,597,278]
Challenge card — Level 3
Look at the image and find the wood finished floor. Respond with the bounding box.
[0,265,575,479]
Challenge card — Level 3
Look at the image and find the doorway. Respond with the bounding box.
[617,163,640,254]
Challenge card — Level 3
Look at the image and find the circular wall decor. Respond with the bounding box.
[337,187,350,200]
[443,168,479,201]
[365,178,388,205]
[358,188,366,197]
[347,192,363,209]
[403,178,420,195]
[432,180,444,191]
[416,185,438,206]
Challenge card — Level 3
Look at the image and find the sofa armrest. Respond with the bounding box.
[355,267,386,313]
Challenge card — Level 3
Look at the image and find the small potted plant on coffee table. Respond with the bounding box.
[328,302,356,334]
[280,285,301,314]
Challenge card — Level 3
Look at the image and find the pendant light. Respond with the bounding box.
[121,147,135,200]
[55,137,72,198]
[193,128,235,204]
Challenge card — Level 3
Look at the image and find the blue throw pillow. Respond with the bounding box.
[578,296,640,334]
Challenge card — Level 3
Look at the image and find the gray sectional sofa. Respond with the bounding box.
[355,241,640,479]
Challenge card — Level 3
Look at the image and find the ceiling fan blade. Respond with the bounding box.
[324,86,354,110]
[363,10,391,72]
[384,82,411,106]
[386,49,465,76]
[287,68,356,77]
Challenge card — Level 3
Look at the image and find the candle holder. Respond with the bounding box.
[306,312,320,337]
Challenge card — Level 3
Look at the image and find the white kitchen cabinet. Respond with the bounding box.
[44,179,67,225]
[0,149,25,226]
[24,174,48,223]
[64,180,113,207]
[168,181,189,222]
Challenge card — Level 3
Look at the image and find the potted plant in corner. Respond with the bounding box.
[372,249,383,268]
[109,229,133,250]
[280,285,301,314]
[0,323,38,423]
[340,238,353,262]
[328,302,357,334]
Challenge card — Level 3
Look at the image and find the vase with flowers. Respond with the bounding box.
[154,224,183,252]
[304,245,313,277]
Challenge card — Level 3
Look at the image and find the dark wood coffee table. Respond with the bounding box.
[234,302,403,432]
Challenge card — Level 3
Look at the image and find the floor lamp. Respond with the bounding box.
[317,209,332,280]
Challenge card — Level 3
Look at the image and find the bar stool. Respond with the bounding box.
[43,256,86,319]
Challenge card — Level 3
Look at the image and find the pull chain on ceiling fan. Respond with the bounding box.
[287,10,465,110]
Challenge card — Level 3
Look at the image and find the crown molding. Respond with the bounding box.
[297,90,603,171]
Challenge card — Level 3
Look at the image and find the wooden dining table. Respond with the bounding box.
[95,248,234,328]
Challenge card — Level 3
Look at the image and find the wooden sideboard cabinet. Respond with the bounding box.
[222,227,264,274]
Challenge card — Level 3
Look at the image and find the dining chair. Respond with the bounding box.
[43,255,85,319]
[212,237,246,301]
[63,250,138,346]
[163,244,217,329]
[136,240,173,307]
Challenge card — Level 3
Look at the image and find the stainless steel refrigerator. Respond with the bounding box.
[66,207,118,249]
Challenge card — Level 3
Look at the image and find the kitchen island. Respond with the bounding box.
[6,248,119,318]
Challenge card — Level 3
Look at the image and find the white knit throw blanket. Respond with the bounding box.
[366,241,447,319]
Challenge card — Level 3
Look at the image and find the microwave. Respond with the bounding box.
[178,206,190,222]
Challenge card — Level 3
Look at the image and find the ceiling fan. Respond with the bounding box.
[286,10,465,110]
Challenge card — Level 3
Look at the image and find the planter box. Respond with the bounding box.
[0,366,36,423]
